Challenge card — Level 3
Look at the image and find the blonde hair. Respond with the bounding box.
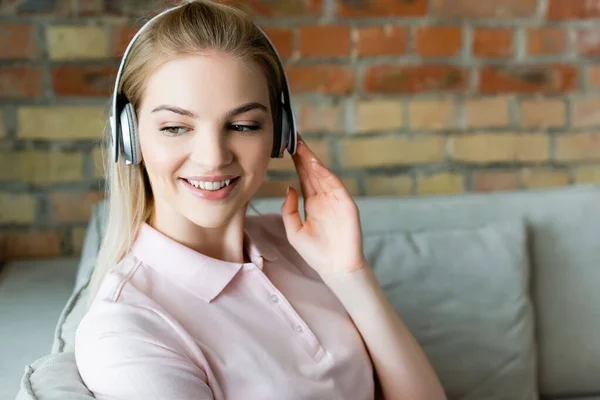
[87,0,282,308]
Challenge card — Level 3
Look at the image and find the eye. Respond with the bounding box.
[159,126,188,136]
[229,124,261,132]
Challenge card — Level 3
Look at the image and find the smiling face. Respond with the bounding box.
[136,52,274,231]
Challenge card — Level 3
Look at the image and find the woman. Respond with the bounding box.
[75,1,445,399]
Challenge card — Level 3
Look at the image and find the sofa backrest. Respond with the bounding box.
[250,185,600,398]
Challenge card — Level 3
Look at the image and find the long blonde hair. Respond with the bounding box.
[87,0,283,308]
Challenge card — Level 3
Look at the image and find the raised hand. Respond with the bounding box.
[280,135,367,279]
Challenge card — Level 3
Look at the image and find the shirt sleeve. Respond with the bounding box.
[75,299,213,400]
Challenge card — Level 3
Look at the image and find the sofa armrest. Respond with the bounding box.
[15,352,94,400]
[51,201,106,354]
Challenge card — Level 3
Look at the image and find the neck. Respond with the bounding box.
[148,199,250,264]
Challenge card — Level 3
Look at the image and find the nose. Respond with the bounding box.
[189,125,233,169]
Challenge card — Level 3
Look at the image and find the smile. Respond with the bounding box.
[186,179,233,191]
[180,177,241,200]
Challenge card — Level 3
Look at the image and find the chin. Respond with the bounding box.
[183,210,238,229]
[174,177,260,228]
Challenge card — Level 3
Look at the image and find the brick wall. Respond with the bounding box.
[1,0,600,260]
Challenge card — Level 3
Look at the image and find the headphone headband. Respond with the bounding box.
[110,2,296,164]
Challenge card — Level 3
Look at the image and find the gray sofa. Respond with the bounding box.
[13,185,600,400]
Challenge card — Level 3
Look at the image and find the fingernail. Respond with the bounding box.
[311,157,318,163]
[298,140,304,145]
[286,186,290,195]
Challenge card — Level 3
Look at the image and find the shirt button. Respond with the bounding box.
[270,294,279,304]
[295,325,304,333]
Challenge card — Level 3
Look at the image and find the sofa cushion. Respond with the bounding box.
[363,220,537,400]
[16,352,94,400]
[0,257,80,399]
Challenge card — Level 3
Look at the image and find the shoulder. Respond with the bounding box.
[76,254,187,355]
[74,257,212,398]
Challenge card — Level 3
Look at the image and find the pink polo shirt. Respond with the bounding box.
[75,213,375,400]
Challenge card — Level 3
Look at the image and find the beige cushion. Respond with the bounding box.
[364,220,537,400]
[16,352,94,400]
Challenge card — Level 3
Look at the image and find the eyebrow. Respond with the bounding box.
[151,102,268,119]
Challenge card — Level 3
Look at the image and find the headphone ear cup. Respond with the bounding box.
[120,103,141,165]
[280,107,290,155]
[281,106,297,155]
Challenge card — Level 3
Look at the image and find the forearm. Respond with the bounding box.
[321,266,446,400]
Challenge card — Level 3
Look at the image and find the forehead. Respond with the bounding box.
[141,52,270,111]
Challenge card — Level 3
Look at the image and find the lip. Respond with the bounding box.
[180,176,240,201]
[181,175,239,182]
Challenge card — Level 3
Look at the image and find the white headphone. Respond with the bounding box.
[110,2,297,165]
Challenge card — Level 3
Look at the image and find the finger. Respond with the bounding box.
[310,160,345,191]
[292,142,317,197]
[293,139,326,194]
[280,186,303,236]
[296,139,342,194]
[310,160,352,200]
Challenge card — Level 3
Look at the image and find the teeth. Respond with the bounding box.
[187,179,233,191]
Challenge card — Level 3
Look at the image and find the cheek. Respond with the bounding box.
[139,129,186,179]
[241,131,273,173]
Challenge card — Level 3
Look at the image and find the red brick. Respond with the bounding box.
[11,0,70,14]
[473,28,514,58]
[286,65,354,94]
[479,65,578,94]
[299,25,351,57]
[365,65,468,93]
[0,230,62,260]
[52,65,117,97]
[0,67,42,98]
[102,0,179,16]
[415,26,462,57]
[0,23,37,59]
[357,26,408,57]
[221,0,322,17]
[336,0,427,17]
[51,191,103,223]
[588,65,600,89]
[76,0,105,15]
[527,28,568,56]
[548,0,600,19]
[474,171,521,192]
[576,29,600,57]
[432,0,537,18]
[262,27,294,58]
[113,24,140,57]
[256,178,299,198]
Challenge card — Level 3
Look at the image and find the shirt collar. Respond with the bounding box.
[131,222,278,303]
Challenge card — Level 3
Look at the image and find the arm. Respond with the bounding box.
[321,266,447,400]
[281,136,445,400]
[75,301,213,400]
